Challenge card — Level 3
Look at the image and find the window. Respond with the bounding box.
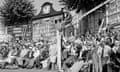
[55,20,58,24]
[59,19,62,23]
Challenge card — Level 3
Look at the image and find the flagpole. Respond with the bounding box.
[56,19,64,72]
[57,30,62,71]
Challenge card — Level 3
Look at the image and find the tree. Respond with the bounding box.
[0,0,35,26]
[59,0,106,13]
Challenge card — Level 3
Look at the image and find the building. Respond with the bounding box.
[7,23,32,41]
[106,0,120,30]
[0,2,73,42]
[87,8,105,34]
[77,4,106,36]
[32,2,64,42]
[77,0,120,36]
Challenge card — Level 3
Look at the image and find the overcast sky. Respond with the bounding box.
[0,0,64,15]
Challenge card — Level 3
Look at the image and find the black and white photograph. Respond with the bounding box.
[0,0,120,72]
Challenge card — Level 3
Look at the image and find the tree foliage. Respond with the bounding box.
[0,0,35,26]
[59,0,106,13]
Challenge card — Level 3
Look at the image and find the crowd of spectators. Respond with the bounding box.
[0,39,50,69]
[0,28,120,72]
[61,29,120,72]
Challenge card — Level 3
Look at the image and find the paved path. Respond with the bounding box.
[0,69,58,72]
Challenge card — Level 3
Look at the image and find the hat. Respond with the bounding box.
[36,42,43,46]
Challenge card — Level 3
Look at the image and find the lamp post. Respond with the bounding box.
[56,19,64,72]
[57,29,62,71]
